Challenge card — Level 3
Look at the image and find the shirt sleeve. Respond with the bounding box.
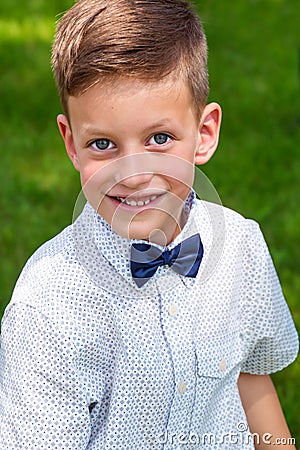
[240,220,299,374]
[0,303,91,449]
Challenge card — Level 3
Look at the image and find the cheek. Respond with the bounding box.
[79,162,105,207]
[164,158,195,192]
[79,160,120,208]
[162,176,192,207]
[79,160,108,189]
[79,166,97,191]
[172,179,193,199]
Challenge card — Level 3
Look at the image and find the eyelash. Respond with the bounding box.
[89,133,173,152]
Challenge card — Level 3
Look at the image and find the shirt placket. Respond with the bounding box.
[156,274,197,447]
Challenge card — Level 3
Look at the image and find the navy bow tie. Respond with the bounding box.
[130,234,203,287]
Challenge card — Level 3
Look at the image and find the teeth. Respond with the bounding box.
[116,195,158,206]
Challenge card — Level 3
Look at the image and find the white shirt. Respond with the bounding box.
[0,192,298,449]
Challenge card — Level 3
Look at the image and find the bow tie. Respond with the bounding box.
[130,234,203,287]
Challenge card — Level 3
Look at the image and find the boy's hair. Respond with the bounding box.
[51,0,209,117]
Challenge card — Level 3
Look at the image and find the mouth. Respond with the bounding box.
[115,194,160,207]
[108,192,165,208]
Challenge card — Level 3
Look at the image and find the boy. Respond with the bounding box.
[0,0,298,448]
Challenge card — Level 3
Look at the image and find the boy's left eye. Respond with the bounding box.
[148,133,172,145]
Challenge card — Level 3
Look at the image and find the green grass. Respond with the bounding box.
[0,0,299,441]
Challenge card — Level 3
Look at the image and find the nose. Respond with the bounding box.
[114,152,155,188]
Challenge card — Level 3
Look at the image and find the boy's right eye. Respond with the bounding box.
[90,139,115,151]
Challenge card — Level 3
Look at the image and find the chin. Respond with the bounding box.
[104,208,178,243]
[126,226,152,242]
[130,222,177,246]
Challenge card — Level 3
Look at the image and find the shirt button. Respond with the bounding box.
[219,359,227,371]
[178,382,187,395]
[168,304,178,317]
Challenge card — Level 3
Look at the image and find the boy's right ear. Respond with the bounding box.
[57,114,80,171]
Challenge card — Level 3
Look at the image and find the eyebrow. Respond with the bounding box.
[79,119,176,137]
[143,119,175,132]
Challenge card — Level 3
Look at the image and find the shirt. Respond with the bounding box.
[0,192,298,449]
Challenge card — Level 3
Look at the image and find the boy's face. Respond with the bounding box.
[58,76,221,245]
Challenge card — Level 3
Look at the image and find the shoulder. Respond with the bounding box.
[194,199,262,243]
[9,203,94,311]
[17,223,74,284]
[2,204,111,351]
[17,202,95,274]
[192,199,272,284]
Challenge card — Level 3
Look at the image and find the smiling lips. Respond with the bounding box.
[113,194,161,207]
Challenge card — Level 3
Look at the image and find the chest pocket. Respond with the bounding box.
[196,331,244,379]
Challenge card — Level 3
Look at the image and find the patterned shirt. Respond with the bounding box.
[0,192,298,449]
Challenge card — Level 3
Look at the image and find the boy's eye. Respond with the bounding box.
[90,139,115,151]
[149,133,171,145]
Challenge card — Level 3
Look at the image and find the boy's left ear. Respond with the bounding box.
[194,102,222,165]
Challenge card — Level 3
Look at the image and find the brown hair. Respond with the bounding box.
[51,0,209,116]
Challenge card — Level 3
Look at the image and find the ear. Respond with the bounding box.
[57,114,80,171]
[194,102,222,165]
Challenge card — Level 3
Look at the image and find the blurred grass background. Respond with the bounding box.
[0,0,299,441]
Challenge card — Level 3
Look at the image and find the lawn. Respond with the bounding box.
[0,0,299,442]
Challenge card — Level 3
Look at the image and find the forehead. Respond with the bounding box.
[67,74,197,125]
